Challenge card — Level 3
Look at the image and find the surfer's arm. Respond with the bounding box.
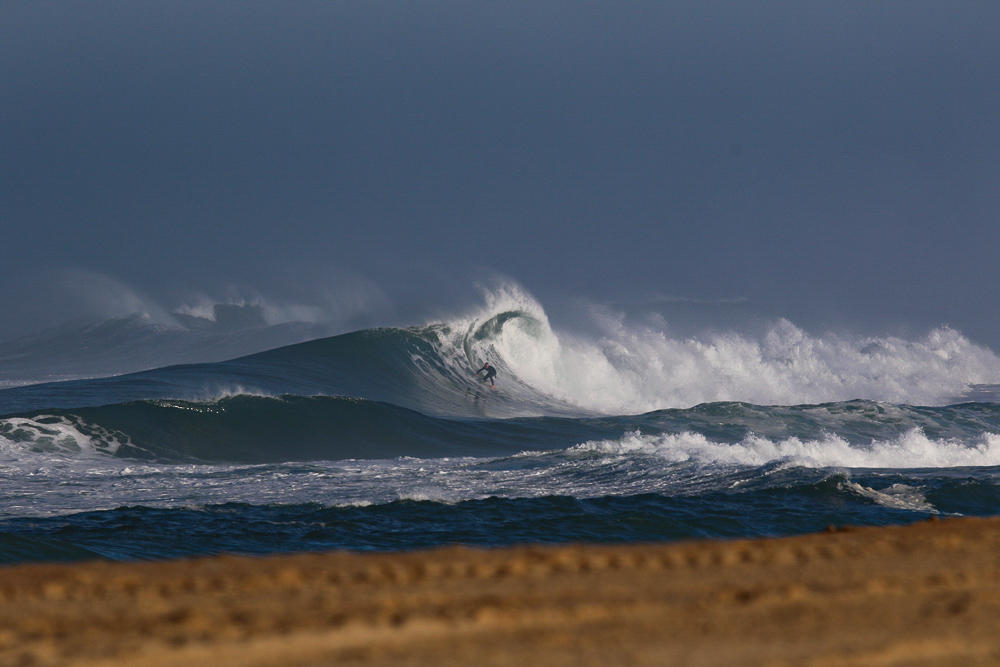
[473,365,487,375]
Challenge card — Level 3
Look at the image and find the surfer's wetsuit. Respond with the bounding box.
[475,363,497,387]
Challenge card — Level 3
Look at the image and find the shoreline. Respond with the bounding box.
[4,517,1000,666]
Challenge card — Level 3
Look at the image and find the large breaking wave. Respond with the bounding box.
[1,285,999,464]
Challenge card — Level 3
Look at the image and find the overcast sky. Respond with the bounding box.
[2,1,999,346]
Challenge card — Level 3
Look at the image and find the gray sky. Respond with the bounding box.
[2,1,999,346]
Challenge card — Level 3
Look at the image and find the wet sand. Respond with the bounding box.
[3,516,1000,666]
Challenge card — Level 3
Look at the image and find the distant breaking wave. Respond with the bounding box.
[0,311,333,386]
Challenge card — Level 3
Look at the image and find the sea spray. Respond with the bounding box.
[3,285,999,417]
[446,285,1000,411]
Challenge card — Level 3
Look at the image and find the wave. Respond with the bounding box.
[576,428,1000,470]
[0,395,554,463]
[462,295,1000,412]
[3,393,1000,465]
[6,419,1000,519]
[1,285,999,422]
[6,435,1000,563]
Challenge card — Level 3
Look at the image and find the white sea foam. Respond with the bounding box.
[451,283,1000,411]
[576,429,1000,469]
[839,481,936,512]
[4,427,993,519]
[0,415,129,460]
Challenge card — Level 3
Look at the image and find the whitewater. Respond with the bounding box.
[2,286,1000,564]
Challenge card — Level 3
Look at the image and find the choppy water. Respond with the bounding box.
[3,288,1000,564]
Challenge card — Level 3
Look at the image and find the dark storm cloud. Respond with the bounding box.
[2,2,999,344]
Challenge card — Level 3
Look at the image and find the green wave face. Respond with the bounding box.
[0,395,536,463]
[0,310,572,419]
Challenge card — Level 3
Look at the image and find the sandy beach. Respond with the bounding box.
[2,516,1000,666]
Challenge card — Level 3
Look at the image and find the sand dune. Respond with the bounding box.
[3,517,1000,666]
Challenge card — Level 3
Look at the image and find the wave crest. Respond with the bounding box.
[578,428,1000,469]
[2,284,998,420]
[438,286,1000,412]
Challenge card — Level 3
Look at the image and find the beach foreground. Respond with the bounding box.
[3,517,1000,666]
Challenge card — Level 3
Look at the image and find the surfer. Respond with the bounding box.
[474,362,497,387]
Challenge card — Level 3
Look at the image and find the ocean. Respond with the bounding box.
[3,288,1000,565]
